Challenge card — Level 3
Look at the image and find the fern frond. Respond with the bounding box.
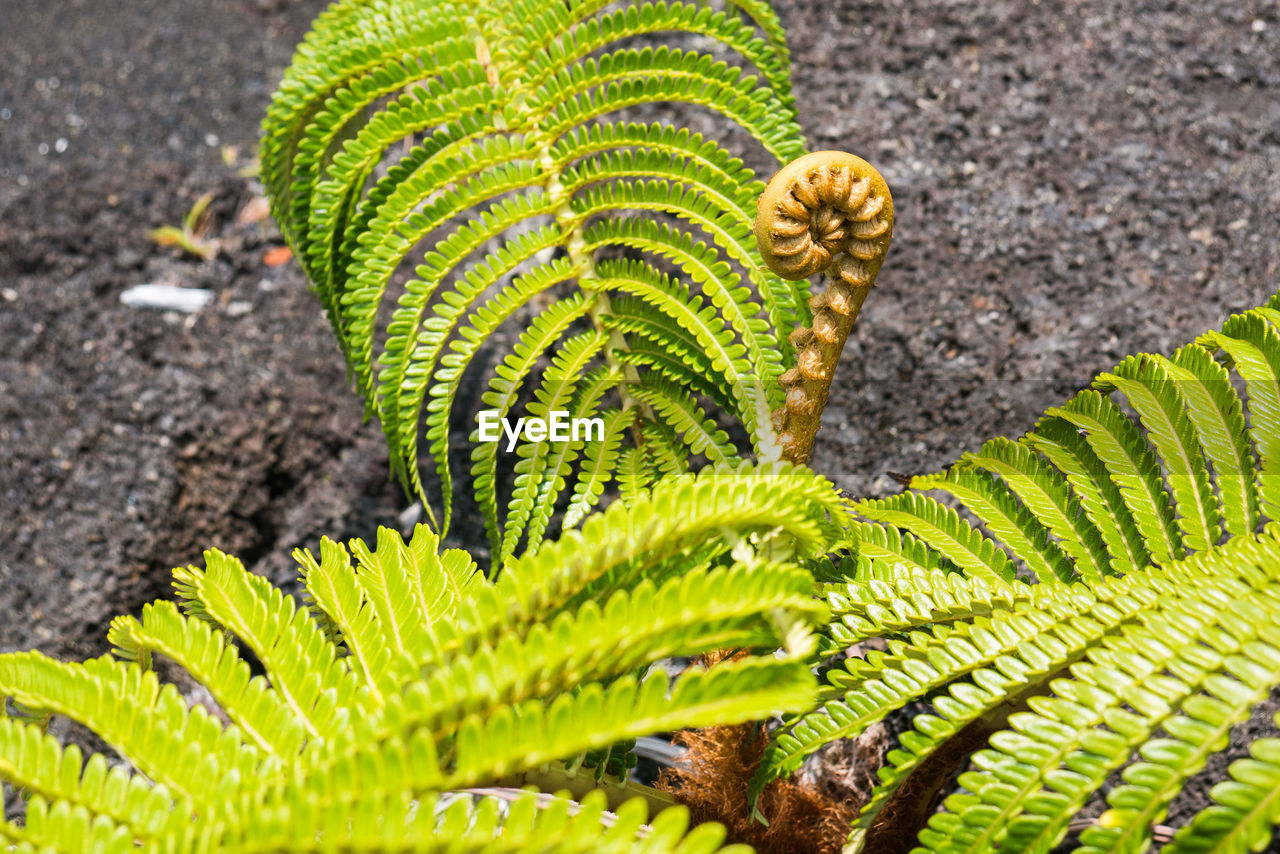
[107,599,305,758]
[492,461,842,636]
[849,521,950,574]
[377,197,561,499]
[855,491,1018,582]
[757,570,1118,803]
[260,0,823,546]
[628,374,738,465]
[367,560,819,754]
[1048,388,1184,566]
[562,407,633,531]
[523,365,625,551]
[617,445,654,504]
[767,294,1280,853]
[1097,353,1222,552]
[592,254,765,438]
[607,295,741,413]
[0,652,259,806]
[909,466,1076,584]
[920,538,1280,854]
[502,329,611,560]
[1165,724,1280,854]
[4,797,134,854]
[471,292,595,554]
[1,465,841,850]
[1025,415,1152,573]
[1162,342,1260,538]
[0,718,179,841]
[525,1,791,98]
[221,788,746,854]
[1207,311,1280,520]
[821,563,1033,647]
[173,549,364,739]
[960,437,1111,582]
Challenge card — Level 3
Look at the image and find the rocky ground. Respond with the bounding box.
[2,0,1279,843]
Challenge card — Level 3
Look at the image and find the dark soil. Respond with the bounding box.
[2,0,1279,845]
[1,0,402,659]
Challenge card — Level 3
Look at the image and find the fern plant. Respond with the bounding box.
[0,464,844,852]
[28,0,1280,849]
[259,0,893,560]
[745,296,1280,853]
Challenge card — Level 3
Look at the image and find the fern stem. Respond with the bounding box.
[483,0,650,425]
[541,124,651,423]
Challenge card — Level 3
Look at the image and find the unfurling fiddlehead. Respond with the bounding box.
[755,151,894,464]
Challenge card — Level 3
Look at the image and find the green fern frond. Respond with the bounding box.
[757,298,1280,852]
[908,466,1076,584]
[560,407,633,530]
[0,718,181,842]
[471,291,594,553]
[501,328,611,560]
[1049,388,1185,566]
[1097,353,1222,552]
[856,491,1019,582]
[0,653,260,806]
[108,599,306,758]
[628,374,739,465]
[173,549,364,738]
[1,462,839,850]
[1161,342,1260,538]
[1206,312,1280,520]
[3,796,136,854]
[1165,724,1280,854]
[959,437,1111,583]
[260,0,814,546]
[851,304,1280,610]
[1025,415,1152,573]
[220,788,748,854]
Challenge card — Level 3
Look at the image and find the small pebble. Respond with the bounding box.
[398,502,424,532]
[120,283,212,313]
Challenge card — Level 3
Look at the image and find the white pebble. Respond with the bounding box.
[120,284,212,313]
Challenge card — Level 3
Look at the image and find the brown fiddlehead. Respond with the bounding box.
[755,151,894,464]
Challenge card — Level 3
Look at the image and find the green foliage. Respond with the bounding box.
[260,0,810,557]
[0,463,841,852]
[756,298,1280,852]
[24,0,1280,849]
